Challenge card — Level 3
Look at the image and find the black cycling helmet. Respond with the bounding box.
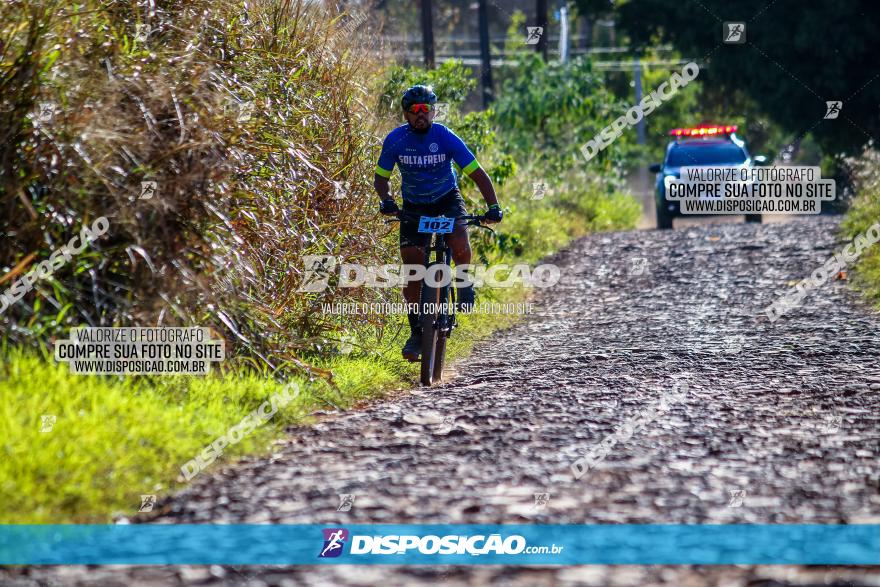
[401,85,437,110]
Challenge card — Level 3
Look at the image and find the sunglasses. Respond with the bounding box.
[407,103,434,114]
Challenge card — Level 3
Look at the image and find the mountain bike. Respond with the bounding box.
[388,211,492,386]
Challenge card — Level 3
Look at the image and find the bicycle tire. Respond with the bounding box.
[432,330,447,382]
[432,282,454,382]
[420,283,440,385]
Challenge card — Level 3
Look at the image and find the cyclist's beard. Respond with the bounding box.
[410,116,431,133]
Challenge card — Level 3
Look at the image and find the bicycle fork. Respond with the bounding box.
[420,237,455,336]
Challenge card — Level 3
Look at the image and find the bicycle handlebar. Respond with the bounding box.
[384,211,492,230]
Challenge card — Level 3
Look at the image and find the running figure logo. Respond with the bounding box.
[628,257,648,276]
[319,528,349,558]
[297,255,339,293]
[723,22,746,43]
[824,101,842,119]
[40,415,56,432]
[139,494,156,513]
[531,181,547,201]
[533,492,550,510]
[140,181,157,200]
[334,180,349,200]
[525,27,543,45]
[727,489,747,507]
[434,102,449,122]
[36,102,54,123]
[823,412,843,434]
[336,493,355,512]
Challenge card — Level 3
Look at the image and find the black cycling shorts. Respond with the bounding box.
[400,188,468,249]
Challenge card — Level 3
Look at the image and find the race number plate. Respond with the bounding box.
[417,216,455,234]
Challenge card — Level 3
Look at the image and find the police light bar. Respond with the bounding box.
[669,125,737,137]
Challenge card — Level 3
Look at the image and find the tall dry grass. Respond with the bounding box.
[1,0,387,373]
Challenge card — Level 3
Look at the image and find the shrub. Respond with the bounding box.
[841,146,880,305]
[492,52,629,177]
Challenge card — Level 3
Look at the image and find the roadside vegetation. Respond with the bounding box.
[1,0,639,522]
[841,147,880,305]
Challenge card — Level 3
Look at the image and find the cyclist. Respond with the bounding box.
[374,84,502,361]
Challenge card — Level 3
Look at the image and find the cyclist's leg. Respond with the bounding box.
[442,189,475,310]
[446,223,471,266]
[447,223,474,311]
[400,201,432,310]
[400,245,425,307]
[399,203,431,358]
[442,187,471,265]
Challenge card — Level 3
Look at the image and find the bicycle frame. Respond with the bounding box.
[387,210,490,385]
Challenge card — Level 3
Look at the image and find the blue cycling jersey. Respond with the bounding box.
[375,123,481,204]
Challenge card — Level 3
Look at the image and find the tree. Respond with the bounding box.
[614,0,880,155]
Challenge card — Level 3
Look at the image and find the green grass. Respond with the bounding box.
[505,191,641,263]
[0,350,341,523]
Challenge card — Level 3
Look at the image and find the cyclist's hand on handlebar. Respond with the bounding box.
[379,198,400,216]
[484,204,503,224]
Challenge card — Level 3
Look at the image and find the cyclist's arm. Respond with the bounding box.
[466,167,498,208]
[445,127,498,208]
[374,133,397,202]
[374,173,392,202]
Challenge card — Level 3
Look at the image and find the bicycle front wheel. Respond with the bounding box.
[431,283,454,383]
[420,283,440,385]
[432,330,447,383]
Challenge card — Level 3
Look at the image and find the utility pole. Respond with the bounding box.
[536,0,548,60]
[634,58,648,201]
[633,58,645,146]
[420,0,435,68]
[478,0,493,105]
[558,1,569,63]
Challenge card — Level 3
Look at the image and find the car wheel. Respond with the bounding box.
[656,204,674,230]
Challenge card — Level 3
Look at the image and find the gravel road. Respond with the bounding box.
[7,216,880,586]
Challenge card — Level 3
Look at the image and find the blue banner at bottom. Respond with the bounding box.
[1,524,878,565]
